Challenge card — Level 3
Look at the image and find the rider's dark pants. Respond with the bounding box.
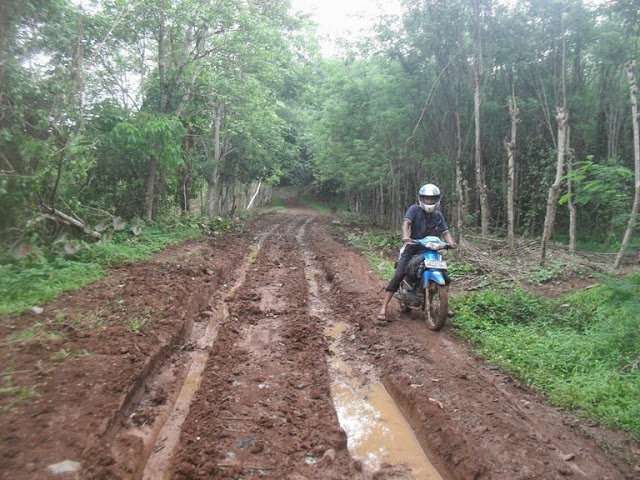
[385,244,421,292]
[385,244,451,292]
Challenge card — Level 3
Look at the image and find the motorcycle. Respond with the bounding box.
[393,236,451,331]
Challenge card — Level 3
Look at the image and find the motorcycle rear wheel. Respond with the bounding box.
[424,282,448,331]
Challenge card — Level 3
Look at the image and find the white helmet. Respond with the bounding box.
[418,184,441,213]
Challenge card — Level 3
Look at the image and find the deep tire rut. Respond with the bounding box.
[101,213,366,479]
[167,215,362,479]
[3,210,637,480]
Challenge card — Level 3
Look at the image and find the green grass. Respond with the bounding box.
[0,219,211,316]
[451,273,640,440]
[0,260,105,316]
[0,376,38,412]
[76,223,203,264]
[354,226,640,440]
[9,321,65,344]
[127,311,151,334]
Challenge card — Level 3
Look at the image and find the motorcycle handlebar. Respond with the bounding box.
[408,238,451,250]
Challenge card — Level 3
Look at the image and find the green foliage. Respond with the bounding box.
[559,159,635,241]
[451,275,640,439]
[447,262,476,280]
[269,196,286,209]
[127,314,150,334]
[50,349,71,362]
[526,262,563,284]
[0,219,204,315]
[9,321,64,345]
[204,216,234,234]
[344,229,397,280]
[0,261,105,316]
[0,376,38,413]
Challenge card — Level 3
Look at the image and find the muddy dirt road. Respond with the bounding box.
[1,208,638,480]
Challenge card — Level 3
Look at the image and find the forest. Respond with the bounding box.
[1,2,640,475]
[1,0,640,265]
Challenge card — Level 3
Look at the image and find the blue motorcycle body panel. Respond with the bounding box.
[422,268,447,287]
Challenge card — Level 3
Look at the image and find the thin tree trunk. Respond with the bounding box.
[205,103,223,217]
[567,127,577,256]
[615,60,640,269]
[42,209,101,239]
[143,156,158,221]
[72,11,84,130]
[608,67,624,159]
[506,91,519,255]
[157,17,169,113]
[540,20,569,266]
[473,0,489,237]
[247,181,262,210]
[540,107,569,265]
[454,98,465,254]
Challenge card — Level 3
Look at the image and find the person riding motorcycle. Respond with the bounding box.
[377,184,457,323]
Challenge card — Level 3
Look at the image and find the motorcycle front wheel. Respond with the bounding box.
[424,282,448,331]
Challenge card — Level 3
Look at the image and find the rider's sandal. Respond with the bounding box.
[376,313,390,325]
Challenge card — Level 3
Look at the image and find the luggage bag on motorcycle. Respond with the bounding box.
[404,254,425,286]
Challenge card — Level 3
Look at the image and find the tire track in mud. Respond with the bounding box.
[88,211,639,480]
[138,223,280,479]
[297,220,446,480]
[167,214,362,479]
[98,220,281,480]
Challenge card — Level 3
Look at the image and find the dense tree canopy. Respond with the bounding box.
[1,0,639,262]
[307,0,640,262]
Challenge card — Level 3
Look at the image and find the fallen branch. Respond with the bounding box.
[42,207,101,240]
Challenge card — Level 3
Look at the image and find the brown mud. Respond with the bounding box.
[1,206,638,480]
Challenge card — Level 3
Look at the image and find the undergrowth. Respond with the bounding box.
[451,273,640,440]
[0,376,38,412]
[351,226,640,441]
[0,216,234,315]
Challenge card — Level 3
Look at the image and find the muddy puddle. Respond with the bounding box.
[298,222,443,480]
[325,323,443,480]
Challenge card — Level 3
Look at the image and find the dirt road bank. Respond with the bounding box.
[1,209,638,479]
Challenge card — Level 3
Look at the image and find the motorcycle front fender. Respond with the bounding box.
[421,269,447,287]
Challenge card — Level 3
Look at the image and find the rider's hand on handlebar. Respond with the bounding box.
[402,236,412,243]
[449,241,458,249]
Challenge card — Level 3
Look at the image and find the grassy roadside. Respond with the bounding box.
[453,280,640,441]
[0,216,236,316]
[343,226,640,442]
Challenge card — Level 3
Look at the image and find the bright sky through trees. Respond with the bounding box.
[291,0,401,55]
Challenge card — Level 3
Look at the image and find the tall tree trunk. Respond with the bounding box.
[540,19,569,266]
[567,127,577,256]
[246,181,262,210]
[615,60,640,269]
[506,91,520,255]
[205,103,223,217]
[178,131,193,214]
[0,0,15,94]
[143,156,158,221]
[157,17,169,113]
[540,107,569,266]
[454,98,465,253]
[178,165,193,214]
[473,0,490,237]
[72,11,84,130]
